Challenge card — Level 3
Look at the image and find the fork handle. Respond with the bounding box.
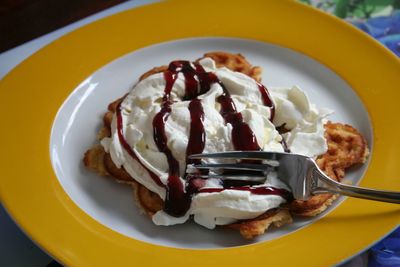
[313,171,400,204]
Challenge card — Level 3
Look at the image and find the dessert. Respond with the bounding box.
[84,52,369,239]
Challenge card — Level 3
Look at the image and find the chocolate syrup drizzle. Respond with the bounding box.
[200,186,292,200]
[256,82,275,121]
[116,60,291,217]
[186,99,205,165]
[116,103,164,188]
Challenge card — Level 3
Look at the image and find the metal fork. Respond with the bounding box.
[189,151,400,204]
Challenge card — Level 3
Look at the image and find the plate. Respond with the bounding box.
[0,0,399,266]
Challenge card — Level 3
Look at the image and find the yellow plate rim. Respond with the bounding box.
[0,0,399,266]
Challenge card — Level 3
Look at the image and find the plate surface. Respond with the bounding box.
[0,0,399,266]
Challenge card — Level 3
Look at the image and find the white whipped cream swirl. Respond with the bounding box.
[101,58,331,229]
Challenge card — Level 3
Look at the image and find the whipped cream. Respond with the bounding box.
[101,58,331,229]
[270,86,332,157]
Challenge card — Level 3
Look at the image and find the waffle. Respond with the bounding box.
[83,52,369,239]
[290,122,369,216]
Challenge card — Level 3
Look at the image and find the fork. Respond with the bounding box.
[189,151,400,204]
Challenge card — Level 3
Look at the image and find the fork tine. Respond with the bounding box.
[189,151,288,161]
[192,163,274,172]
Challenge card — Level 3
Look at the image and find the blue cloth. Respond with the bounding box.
[352,11,400,57]
[369,227,400,267]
